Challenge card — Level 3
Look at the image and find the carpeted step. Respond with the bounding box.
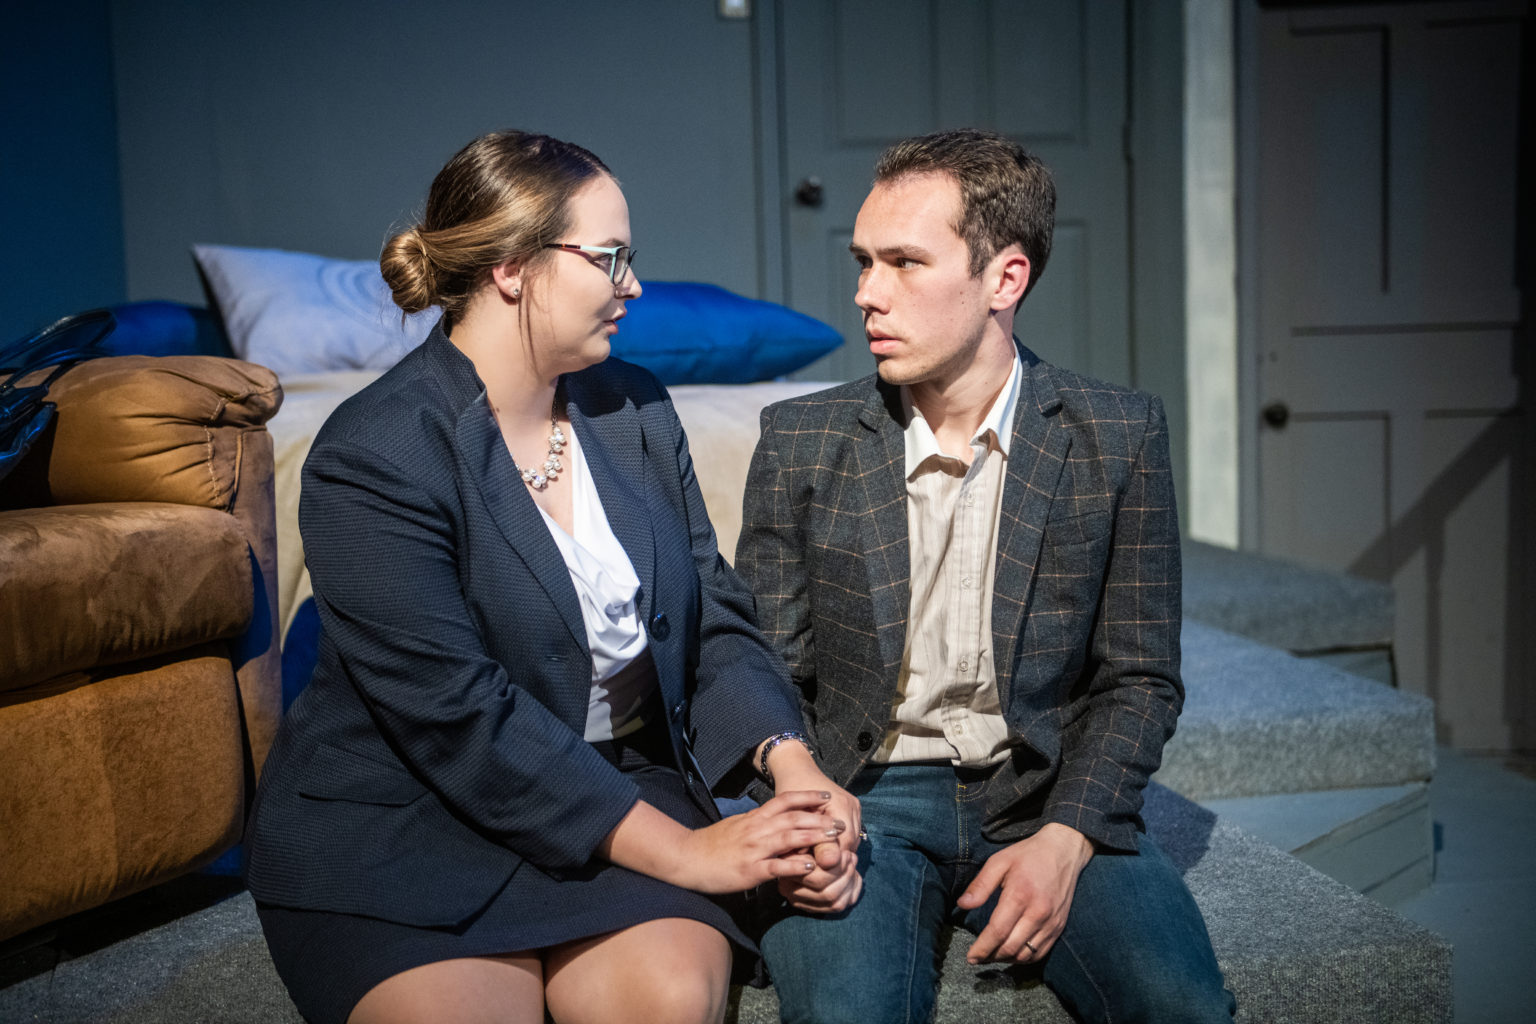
[1182,540,1395,683]
[1155,621,1435,800]
[731,785,1452,1024]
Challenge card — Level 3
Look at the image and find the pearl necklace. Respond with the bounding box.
[521,401,567,490]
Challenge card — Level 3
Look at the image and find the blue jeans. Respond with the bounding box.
[760,764,1235,1024]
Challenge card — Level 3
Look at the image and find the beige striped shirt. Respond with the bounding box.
[876,353,1022,767]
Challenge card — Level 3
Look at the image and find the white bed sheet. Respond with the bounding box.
[266,371,827,643]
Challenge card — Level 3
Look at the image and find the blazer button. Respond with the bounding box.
[857,731,874,752]
[650,613,670,641]
[671,701,686,721]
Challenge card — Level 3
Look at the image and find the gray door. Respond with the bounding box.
[778,0,1131,384]
[1244,1,1530,747]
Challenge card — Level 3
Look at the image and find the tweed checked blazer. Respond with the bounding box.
[245,324,803,926]
[734,340,1182,853]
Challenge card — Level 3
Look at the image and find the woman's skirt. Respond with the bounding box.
[255,720,753,1024]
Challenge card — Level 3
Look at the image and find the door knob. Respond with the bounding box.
[1262,402,1290,429]
[794,176,824,208]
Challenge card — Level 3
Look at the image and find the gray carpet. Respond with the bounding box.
[1182,540,1393,654]
[0,891,299,1023]
[1156,621,1436,799]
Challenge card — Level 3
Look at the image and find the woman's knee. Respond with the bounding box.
[626,968,729,1024]
[545,918,731,1024]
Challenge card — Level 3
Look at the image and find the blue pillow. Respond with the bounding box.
[106,301,233,358]
[611,282,841,384]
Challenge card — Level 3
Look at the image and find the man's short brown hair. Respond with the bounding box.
[874,128,1055,302]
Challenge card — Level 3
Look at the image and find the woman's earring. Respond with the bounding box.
[511,286,521,300]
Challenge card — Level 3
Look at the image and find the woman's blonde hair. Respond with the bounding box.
[381,130,612,326]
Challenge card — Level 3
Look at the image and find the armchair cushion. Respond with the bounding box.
[0,503,253,692]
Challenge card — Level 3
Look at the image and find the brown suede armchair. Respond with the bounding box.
[0,355,283,943]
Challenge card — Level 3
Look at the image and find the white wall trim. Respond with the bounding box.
[1184,0,1240,548]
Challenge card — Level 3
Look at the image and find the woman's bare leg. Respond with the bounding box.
[544,918,732,1024]
[347,953,545,1024]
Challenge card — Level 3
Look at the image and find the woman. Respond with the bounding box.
[245,131,861,1024]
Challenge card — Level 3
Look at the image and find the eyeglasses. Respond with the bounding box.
[542,243,637,284]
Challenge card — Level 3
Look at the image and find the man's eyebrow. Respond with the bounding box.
[848,242,933,261]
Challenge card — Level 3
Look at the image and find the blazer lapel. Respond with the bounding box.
[992,344,1071,704]
[426,332,590,656]
[564,374,657,628]
[856,383,911,682]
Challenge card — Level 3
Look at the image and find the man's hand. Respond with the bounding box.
[955,823,1094,963]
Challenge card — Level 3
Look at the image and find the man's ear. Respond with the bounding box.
[490,261,524,302]
[989,247,1031,312]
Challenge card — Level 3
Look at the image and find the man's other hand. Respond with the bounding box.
[955,823,1094,963]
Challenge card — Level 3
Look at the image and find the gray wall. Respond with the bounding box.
[3,0,1190,502]
[110,0,765,304]
[1,0,126,342]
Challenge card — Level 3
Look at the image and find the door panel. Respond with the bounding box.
[1260,417,1391,578]
[780,0,1129,384]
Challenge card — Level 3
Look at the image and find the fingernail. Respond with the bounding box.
[820,791,832,799]
[832,820,846,833]
[804,861,815,871]
[824,828,839,838]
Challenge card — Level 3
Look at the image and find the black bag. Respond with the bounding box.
[0,309,117,483]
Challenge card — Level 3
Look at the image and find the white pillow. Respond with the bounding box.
[192,244,437,375]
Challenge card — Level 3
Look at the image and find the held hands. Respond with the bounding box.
[760,739,863,914]
[600,793,848,895]
[680,790,856,893]
[956,823,1094,964]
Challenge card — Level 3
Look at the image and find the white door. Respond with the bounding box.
[1245,1,1531,747]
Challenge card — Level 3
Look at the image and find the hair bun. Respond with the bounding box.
[380,226,438,314]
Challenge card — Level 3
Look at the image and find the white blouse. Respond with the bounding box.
[534,423,655,741]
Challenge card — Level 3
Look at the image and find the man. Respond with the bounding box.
[734,129,1235,1023]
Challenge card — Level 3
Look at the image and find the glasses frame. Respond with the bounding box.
[542,243,637,285]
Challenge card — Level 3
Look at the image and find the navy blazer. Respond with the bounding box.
[246,324,804,927]
[735,341,1183,853]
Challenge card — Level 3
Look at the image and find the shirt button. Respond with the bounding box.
[959,659,970,672]
[961,577,973,589]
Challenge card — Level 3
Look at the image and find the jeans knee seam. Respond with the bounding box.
[1058,933,1113,1024]
[901,861,931,1024]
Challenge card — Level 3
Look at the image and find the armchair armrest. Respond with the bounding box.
[9,354,281,508]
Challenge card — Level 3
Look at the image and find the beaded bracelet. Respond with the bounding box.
[758,730,812,786]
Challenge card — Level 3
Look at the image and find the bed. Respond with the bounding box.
[105,244,842,703]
